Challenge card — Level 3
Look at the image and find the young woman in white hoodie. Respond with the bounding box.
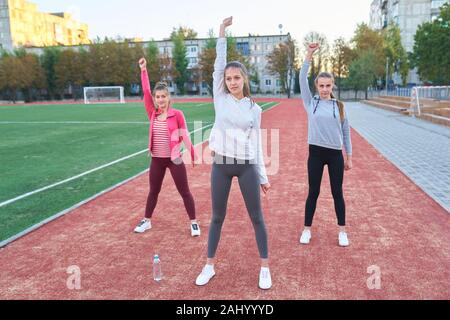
[195,17,272,290]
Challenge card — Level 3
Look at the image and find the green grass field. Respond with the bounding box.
[0,101,277,242]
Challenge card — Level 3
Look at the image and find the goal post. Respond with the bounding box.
[410,86,450,117]
[83,86,125,104]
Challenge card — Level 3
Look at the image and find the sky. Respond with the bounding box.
[33,0,374,44]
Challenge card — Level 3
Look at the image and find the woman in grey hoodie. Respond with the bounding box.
[299,43,353,247]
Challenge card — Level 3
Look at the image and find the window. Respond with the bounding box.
[431,0,446,9]
[392,1,399,17]
[236,42,250,55]
[276,80,282,87]
[393,16,399,25]
[265,79,272,86]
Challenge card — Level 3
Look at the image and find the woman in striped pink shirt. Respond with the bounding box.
[134,58,200,237]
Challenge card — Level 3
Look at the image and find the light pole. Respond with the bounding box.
[386,57,389,96]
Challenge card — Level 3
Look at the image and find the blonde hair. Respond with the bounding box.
[224,61,253,104]
[153,81,171,110]
[153,81,170,96]
[315,72,345,122]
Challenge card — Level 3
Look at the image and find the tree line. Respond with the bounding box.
[0,4,448,103]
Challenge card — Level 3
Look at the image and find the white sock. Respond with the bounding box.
[205,264,214,271]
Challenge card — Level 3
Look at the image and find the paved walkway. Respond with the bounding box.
[346,102,450,213]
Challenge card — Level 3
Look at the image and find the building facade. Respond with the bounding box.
[0,0,89,51]
[370,0,449,84]
[142,34,291,95]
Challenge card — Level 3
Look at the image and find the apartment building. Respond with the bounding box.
[145,33,291,95]
[370,0,449,84]
[0,0,89,51]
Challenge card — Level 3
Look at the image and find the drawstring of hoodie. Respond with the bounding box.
[313,97,336,119]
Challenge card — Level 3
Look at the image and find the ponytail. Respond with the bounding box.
[330,92,345,123]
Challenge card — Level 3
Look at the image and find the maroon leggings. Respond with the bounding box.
[145,157,196,220]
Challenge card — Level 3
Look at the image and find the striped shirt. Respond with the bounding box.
[151,118,171,158]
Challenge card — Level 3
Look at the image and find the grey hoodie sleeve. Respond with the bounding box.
[341,110,352,155]
[300,61,313,113]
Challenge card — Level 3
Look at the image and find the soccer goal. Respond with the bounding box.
[410,86,450,117]
[83,86,125,104]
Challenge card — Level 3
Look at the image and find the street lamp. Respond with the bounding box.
[386,57,389,96]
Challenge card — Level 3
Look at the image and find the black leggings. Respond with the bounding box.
[305,145,346,227]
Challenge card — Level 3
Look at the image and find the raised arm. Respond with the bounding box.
[139,58,156,119]
[213,17,233,98]
[299,43,319,112]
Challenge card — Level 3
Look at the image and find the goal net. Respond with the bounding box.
[84,86,125,104]
[410,86,450,116]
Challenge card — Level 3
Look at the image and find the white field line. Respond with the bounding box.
[0,123,214,209]
[0,103,275,208]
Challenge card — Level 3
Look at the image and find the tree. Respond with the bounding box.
[55,49,88,100]
[410,3,450,85]
[171,34,189,95]
[383,23,409,85]
[20,53,46,101]
[41,47,61,99]
[0,55,27,102]
[267,37,298,98]
[330,38,356,99]
[145,41,161,88]
[170,26,198,40]
[159,53,179,84]
[198,34,247,96]
[249,64,260,94]
[303,32,330,92]
[347,51,378,100]
[352,23,386,79]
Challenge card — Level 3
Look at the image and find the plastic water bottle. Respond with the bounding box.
[153,254,162,281]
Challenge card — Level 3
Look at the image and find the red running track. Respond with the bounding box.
[0,99,449,299]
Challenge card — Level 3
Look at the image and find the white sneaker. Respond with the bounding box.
[134,219,151,233]
[195,265,215,286]
[339,232,349,247]
[299,229,311,244]
[259,267,272,290]
[191,222,201,237]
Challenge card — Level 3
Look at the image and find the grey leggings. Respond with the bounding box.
[207,154,268,259]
